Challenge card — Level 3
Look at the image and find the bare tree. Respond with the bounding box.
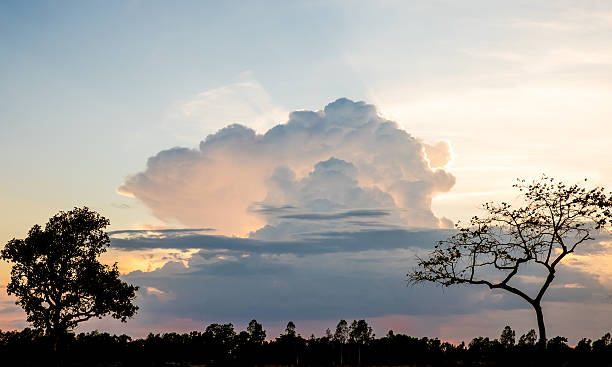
[408,176,611,347]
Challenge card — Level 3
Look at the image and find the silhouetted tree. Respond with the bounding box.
[203,323,237,364]
[592,332,611,353]
[238,319,266,365]
[1,323,612,366]
[547,336,570,352]
[274,321,304,366]
[500,325,516,347]
[1,207,138,363]
[285,321,297,337]
[409,176,612,347]
[349,319,373,365]
[576,338,592,353]
[334,319,349,365]
[469,336,499,360]
[518,329,537,347]
[247,319,266,345]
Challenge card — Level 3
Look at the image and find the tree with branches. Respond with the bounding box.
[408,176,611,347]
[1,207,139,361]
[334,319,349,366]
[349,319,374,365]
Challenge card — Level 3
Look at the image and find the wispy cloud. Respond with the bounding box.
[279,209,390,221]
[164,75,288,143]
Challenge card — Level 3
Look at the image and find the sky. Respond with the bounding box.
[1,0,611,343]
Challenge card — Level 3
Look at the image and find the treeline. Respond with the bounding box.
[1,320,611,366]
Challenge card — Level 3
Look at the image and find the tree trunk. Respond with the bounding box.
[533,302,547,349]
[53,333,62,367]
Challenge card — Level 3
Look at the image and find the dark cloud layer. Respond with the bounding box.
[114,230,610,327]
[112,229,453,255]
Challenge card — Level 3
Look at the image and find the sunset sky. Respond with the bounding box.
[1,1,611,342]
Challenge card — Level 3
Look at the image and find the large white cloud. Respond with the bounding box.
[119,98,455,237]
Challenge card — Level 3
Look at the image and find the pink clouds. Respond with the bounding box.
[119,99,455,237]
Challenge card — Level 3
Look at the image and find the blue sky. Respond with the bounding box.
[1,1,611,342]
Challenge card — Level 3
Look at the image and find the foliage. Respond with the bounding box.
[1,207,138,348]
[518,329,538,347]
[500,325,516,347]
[349,319,374,344]
[284,320,297,337]
[334,319,349,343]
[247,319,266,345]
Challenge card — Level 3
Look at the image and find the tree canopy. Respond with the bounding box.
[1,207,139,350]
[408,176,612,346]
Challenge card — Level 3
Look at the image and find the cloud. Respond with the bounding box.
[279,209,390,220]
[109,228,215,238]
[165,77,288,142]
[423,140,453,169]
[111,228,453,255]
[117,229,490,324]
[119,98,456,237]
[106,230,612,341]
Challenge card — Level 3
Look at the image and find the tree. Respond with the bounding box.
[203,323,237,363]
[500,326,515,347]
[324,328,333,340]
[408,176,611,347]
[285,321,297,337]
[247,319,266,345]
[333,319,349,366]
[349,319,373,365]
[1,207,139,356]
[518,329,537,347]
[276,321,302,366]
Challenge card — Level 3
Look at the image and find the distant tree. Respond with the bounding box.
[277,321,302,366]
[324,328,333,341]
[349,319,374,365]
[518,329,537,347]
[547,336,570,352]
[334,319,349,344]
[592,332,611,353]
[575,338,592,353]
[1,207,138,361]
[285,321,297,337]
[334,319,349,365]
[204,323,237,363]
[247,319,266,345]
[204,323,236,346]
[500,325,516,347]
[409,176,612,347]
[469,336,497,356]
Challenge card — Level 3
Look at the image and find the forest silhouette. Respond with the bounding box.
[0,321,611,366]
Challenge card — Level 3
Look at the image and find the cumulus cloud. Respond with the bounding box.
[119,98,456,237]
[423,140,453,169]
